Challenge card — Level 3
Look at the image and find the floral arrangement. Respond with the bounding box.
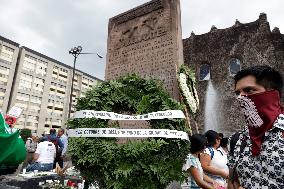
[178,65,199,114]
[68,74,191,189]
[38,179,84,189]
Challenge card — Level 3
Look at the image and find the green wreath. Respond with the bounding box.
[68,74,190,189]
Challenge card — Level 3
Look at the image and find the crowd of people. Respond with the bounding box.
[22,128,69,172]
[181,65,284,189]
[2,64,283,189]
[182,131,229,189]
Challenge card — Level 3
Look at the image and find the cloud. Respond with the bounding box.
[0,0,283,80]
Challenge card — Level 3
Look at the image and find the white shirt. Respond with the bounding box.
[35,141,56,164]
[59,134,68,155]
[204,147,229,183]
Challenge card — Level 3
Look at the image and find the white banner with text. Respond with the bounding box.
[73,110,185,120]
[67,128,189,140]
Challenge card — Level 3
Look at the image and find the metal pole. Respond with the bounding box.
[68,55,77,120]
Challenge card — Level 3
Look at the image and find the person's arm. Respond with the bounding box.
[203,174,215,185]
[227,168,244,189]
[189,166,214,189]
[33,153,39,161]
[53,145,56,158]
[33,143,41,161]
[58,137,64,149]
[61,137,68,155]
[25,139,32,152]
[200,153,228,179]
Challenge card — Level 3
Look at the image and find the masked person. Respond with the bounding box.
[228,65,284,189]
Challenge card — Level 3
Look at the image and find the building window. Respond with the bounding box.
[229,58,241,76]
[199,64,210,81]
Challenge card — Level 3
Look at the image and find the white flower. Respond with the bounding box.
[178,72,199,113]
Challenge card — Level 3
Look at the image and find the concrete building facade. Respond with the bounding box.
[0,36,20,113]
[0,35,102,135]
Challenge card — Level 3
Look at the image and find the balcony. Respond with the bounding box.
[52,76,58,80]
[48,102,54,107]
[0,69,9,75]
[57,86,66,92]
[0,77,8,83]
[50,85,56,90]
[59,70,67,75]
[26,118,39,123]
[15,124,24,129]
[45,120,51,125]
[54,104,64,109]
[52,121,62,126]
[18,117,26,122]
[25,125,37,131]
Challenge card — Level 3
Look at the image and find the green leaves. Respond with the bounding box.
[68,74,190,189]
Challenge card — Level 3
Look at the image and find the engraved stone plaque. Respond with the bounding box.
[105,0,184,100]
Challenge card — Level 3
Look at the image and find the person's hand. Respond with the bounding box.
[213,181,219,189]
[213,181,225,189]
[220,170,229,179]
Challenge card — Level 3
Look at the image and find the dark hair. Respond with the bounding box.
[220,137,228,148]
[205,130,219,147]
[50,128,56,135]
[234,65,283,97]
[218,133,224,139]
[189,134,207,153]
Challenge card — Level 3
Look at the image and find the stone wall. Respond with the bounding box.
[183,13,284,135]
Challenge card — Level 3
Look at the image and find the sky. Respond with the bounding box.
[0,0,283,80]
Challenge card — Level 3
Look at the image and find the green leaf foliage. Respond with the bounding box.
[68,74,190,189]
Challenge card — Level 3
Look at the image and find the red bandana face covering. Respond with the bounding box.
[237,90,283,156]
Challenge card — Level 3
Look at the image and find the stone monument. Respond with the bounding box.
[105,0,184,100]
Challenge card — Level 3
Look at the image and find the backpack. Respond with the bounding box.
[207,147,224,159]
[208,147,215,159]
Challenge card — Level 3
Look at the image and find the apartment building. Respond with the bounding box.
[0,36,20,113]
[0,35,102,135]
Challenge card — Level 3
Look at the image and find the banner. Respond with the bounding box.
[5,106,23,127]
[7,106,23,118]
[73,110,185,120]
[67,128,189,141]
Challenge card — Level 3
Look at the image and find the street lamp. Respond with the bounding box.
[68,46,103,120]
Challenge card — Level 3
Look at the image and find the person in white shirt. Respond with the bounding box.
[200,130,229,187]
[26,137,56,172]
[218,137,228,156]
